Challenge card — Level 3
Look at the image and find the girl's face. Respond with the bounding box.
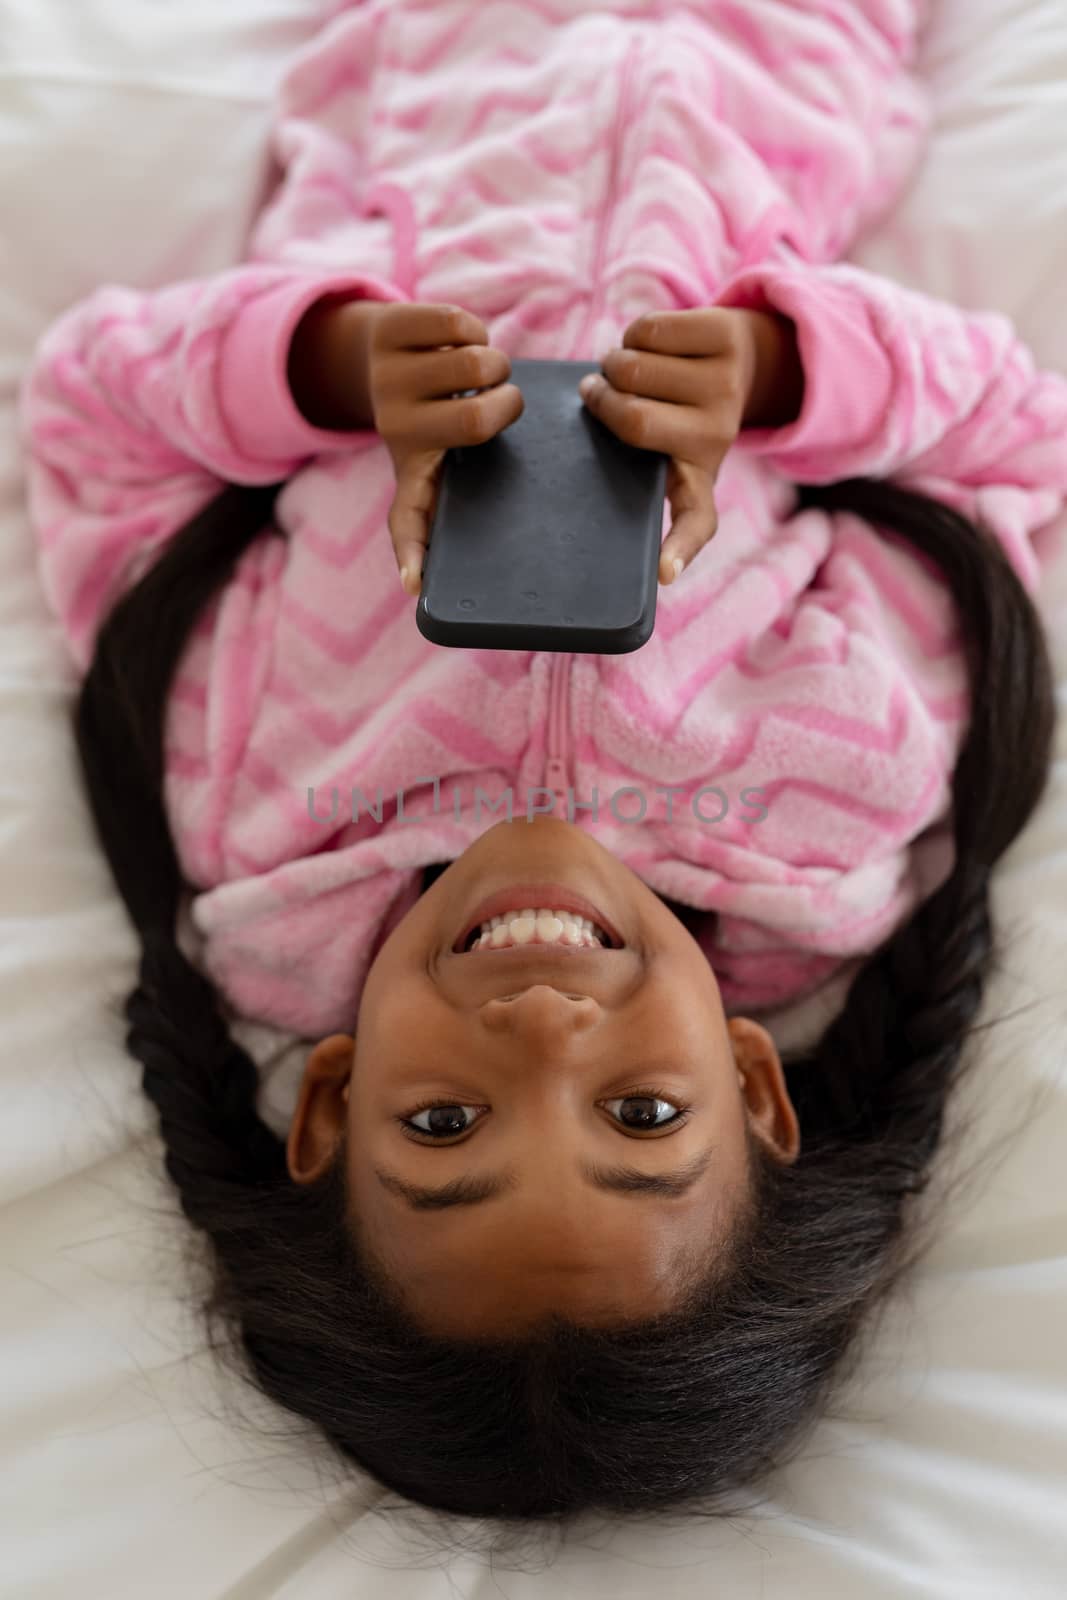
[287,817,800,1336]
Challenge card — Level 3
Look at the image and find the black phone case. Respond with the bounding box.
[415,358,668,654]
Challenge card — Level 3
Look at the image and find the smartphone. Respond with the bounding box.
[414,358,668,654]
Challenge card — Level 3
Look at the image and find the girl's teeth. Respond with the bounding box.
[469,907,608,950]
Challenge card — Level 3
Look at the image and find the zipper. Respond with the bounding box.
[544,653,571,804]
[544,36,642,809]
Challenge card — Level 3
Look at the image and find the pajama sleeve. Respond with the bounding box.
[714,255,1067,593]
[15,263,408,671]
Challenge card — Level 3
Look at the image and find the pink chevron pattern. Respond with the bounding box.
[19,0,1067,1038]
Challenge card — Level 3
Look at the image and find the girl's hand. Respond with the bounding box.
[577,307,803,584]
[288,297,523,595]
[366,303,524,594]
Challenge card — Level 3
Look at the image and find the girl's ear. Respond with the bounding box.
[726,1016,800,1164]
[287,1034,355,1184]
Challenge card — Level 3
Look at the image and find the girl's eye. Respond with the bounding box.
[405,1102,487,1139]
[603,1094,688,1131]
[400,1092,689,1142]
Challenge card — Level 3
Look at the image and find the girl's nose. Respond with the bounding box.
[480,984,600,1030]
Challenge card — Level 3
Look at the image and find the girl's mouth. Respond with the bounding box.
[452,884,624,953]
[463,911,609,953]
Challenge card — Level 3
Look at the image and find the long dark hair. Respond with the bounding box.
[72,471,1055,1529]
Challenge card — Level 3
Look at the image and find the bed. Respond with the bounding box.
[2,2,1066,1594]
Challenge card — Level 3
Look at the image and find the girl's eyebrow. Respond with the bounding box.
[373,1145,716,1211]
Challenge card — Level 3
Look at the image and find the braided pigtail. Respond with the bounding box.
[785,479,1055,1173]
[74,483,291,1220]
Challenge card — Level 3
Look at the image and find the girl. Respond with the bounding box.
[16,0,1065,1524]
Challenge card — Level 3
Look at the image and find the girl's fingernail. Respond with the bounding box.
[579,374,596,396]
[672,557,684,581]
[400,565,412,593]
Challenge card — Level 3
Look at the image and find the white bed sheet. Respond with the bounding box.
[2,2,1066,1595]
